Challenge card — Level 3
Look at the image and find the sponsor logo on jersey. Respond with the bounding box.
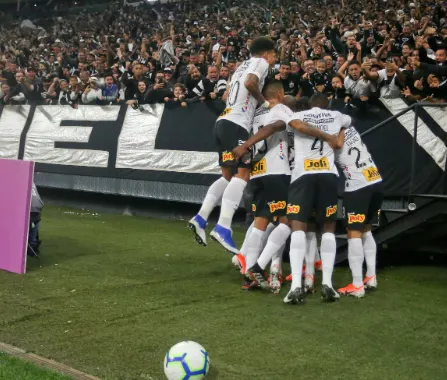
[269,201,286,213]
[287,204,300,214]
[222,151,235,162]
[252,204,257,212]
[304,157,329,171]
[348,213,366,224]
[251,158,266,176]
[362,167,381,182]
[279,139,285,160]
[219,108,231,118]
[241,94,250,112]
[326,205,337,217]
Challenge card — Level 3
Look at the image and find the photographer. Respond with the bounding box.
[146,71,174,103]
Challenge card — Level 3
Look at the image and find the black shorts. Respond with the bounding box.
[343,183,383,231]
[251,175,290,218]
[214,119,251,168]
[287,173,339,223]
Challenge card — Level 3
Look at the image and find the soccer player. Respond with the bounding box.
[188,37,277,254]
[336,126,383,298]
[284,93,351,305]
[233,87,338,294]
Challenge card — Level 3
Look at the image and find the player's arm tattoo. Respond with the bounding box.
[244,74,267,105]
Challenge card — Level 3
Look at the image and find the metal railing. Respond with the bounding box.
[360,102,447,201]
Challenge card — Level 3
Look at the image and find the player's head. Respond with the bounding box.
[250,37,276,65]
[282,95,297,112]
[309,93,329,109]
[263,79,284,102]
[296,97,310,111]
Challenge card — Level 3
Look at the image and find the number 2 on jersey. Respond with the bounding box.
[311,138,323,155]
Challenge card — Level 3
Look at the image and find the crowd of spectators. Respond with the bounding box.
[0,0,446,111]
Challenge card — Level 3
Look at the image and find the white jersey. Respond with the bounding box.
[288,107,352,183]
[218,57,270,132]
[251,104,294,179]
[335,126,382,192]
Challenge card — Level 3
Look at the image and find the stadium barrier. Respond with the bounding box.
[0,100,446,204]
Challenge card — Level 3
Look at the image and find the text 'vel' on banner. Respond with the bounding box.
[0,159,34,274]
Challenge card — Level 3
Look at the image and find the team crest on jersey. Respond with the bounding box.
[348,213,366,224]
[287,204,300,214]
[289,81,295,89]
[304,157,329,171]
[269,201,286,213]
[222,151,235,162]
[326,205,337,217]
[362,167,381,182]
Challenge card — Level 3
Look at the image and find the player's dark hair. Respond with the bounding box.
[250,37,275,56]
[296,96,310,111]
[263,79,283,99]
[309,93,329,109]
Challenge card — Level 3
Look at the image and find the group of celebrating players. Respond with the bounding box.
[188,36,382,304]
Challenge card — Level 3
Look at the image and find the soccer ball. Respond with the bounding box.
[163,341,210,380]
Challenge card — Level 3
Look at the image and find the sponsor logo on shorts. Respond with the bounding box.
[252,204,257,212]
[348,213,366,224]
[251,158,266,176]
[362,167,381,182]
[326,205,337,217]
[222,151,235,162]
[304,157,330,171]
[269,201,286,214]
[219,108,231,118]
[287,204,300,214]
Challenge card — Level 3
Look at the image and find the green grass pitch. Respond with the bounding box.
[0,206,446,380]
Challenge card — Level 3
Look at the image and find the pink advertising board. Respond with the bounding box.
[0,159,34,274]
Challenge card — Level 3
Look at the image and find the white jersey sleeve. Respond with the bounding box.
[335,126,382,192]
[218,57,269,133]
[250,104,293,179]
[288,107,344,182]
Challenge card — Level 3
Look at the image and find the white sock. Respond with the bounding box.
[321,232,336,287]
[239,222,254,256]
[217,177,247,229]
[245,227,265,270]
[290,231,306,290]
[271,244,285,271]
[197,177,229,221]
[348,238,364,287]
[305,232,317,277]
[262,223,276,249]
[257,224,291,270]
[363,231,377,278]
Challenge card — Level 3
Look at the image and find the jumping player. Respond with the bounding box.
[336,126,383,298]
[284,93,351,305]
[188,37,277,254]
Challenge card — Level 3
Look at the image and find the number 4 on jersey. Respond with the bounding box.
[311,138,323,155]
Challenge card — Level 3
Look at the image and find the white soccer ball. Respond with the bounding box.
[163,341,210,380]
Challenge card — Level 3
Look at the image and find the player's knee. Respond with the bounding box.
[290,220,306,232]
[347,228,363,239]
[221,167,233,181]
[235,168,250,182]
[322,221,336,234]
[254,217,270,231]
